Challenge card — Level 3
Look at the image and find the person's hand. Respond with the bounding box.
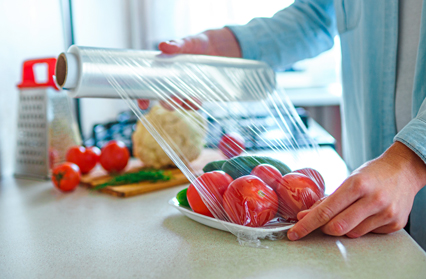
[158,28,242,58]
[154,28,241,110]
[287,141,426,240]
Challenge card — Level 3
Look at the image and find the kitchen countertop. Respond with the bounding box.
[1,147,425,279]
[276,72,342,107]
[284,85,342,107]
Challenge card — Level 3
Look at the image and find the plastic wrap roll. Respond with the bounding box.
[55,45,276,101]
[56,45,327,248]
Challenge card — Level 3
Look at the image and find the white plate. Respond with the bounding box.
[168,197,294,237]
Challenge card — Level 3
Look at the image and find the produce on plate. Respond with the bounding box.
[202,159,227,173]
[99,140,130,173]
[222,155,291,179]
[92,169,172,190]
[275,172,324,221]
[294,167,325,194]
[218,133,246,158]
[179,157,324,227]
[250,164,282,191]
[223,175,278,227]
[51,162,81,192]
[132,104,207,169]
[176,188,190,207]
[66,145,101,174]
[186,171,233,218]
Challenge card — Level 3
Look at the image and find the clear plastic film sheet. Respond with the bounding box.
[57,46,326,247]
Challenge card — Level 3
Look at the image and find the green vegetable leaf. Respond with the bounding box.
[176,188,190,207]
[92,169,172,191]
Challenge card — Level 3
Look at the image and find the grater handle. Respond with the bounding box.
[17,58,59,90]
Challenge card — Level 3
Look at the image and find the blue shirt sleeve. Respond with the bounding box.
[226,0,337,70]
[395,100,426,164]
[395,8,426,166]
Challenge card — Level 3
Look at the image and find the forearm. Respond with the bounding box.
[202,28,242,58]
[394,98,426,190]
[386,141,426,194]
[226,0,337,69]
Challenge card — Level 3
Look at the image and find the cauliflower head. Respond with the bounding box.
[132,104,207,169]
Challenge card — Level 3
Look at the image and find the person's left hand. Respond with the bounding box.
[287,141,426,240]
[158,28,241,58]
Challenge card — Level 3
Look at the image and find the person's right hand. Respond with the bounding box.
[158,28,242,58]
[287,141,426,241]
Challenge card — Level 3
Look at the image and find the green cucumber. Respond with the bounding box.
[202,159,227,173]
[222,155,291,179]
[176,188,190,207]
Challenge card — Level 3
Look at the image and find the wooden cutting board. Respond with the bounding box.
[80,149,226,198]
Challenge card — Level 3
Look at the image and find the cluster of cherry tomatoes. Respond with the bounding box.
[51,140,130,192]
[186,164,325,227]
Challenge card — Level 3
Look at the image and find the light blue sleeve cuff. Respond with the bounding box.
[394,118,426,164]
[225,25,260,61]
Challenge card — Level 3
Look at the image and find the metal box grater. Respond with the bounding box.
[15,58,81,180]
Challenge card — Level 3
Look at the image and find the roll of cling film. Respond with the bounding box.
[56,45,325,247]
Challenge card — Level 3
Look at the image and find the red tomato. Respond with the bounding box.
[251,164,282,190]
[66,145,101,174]
[181,97,202,111]
[275,173,323,221]
[51,162,81,192]
[159,97,183,111]
[223,175,278,227]
[186,171,233,218]
[99,140,130,173]
[137,99,150,110]
[218,133,245,159]
[294,168,325,194]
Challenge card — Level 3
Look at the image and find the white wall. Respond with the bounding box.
[142,0,294,49]
[0,0,133,177]
[0,0,66,177]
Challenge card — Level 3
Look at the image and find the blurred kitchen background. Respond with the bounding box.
[0,0,341,177]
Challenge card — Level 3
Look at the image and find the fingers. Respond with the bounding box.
[296,196,327,220]
[158,29,241,57]
[346,214,407,238]
[297,210,310,220]
[287,182,361,241]
[158,35,209,55]
[320,197,379,236]
[371,223,406,234]
[287,199,351,240]
[344,215,384,238]
[158,40,185,54]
